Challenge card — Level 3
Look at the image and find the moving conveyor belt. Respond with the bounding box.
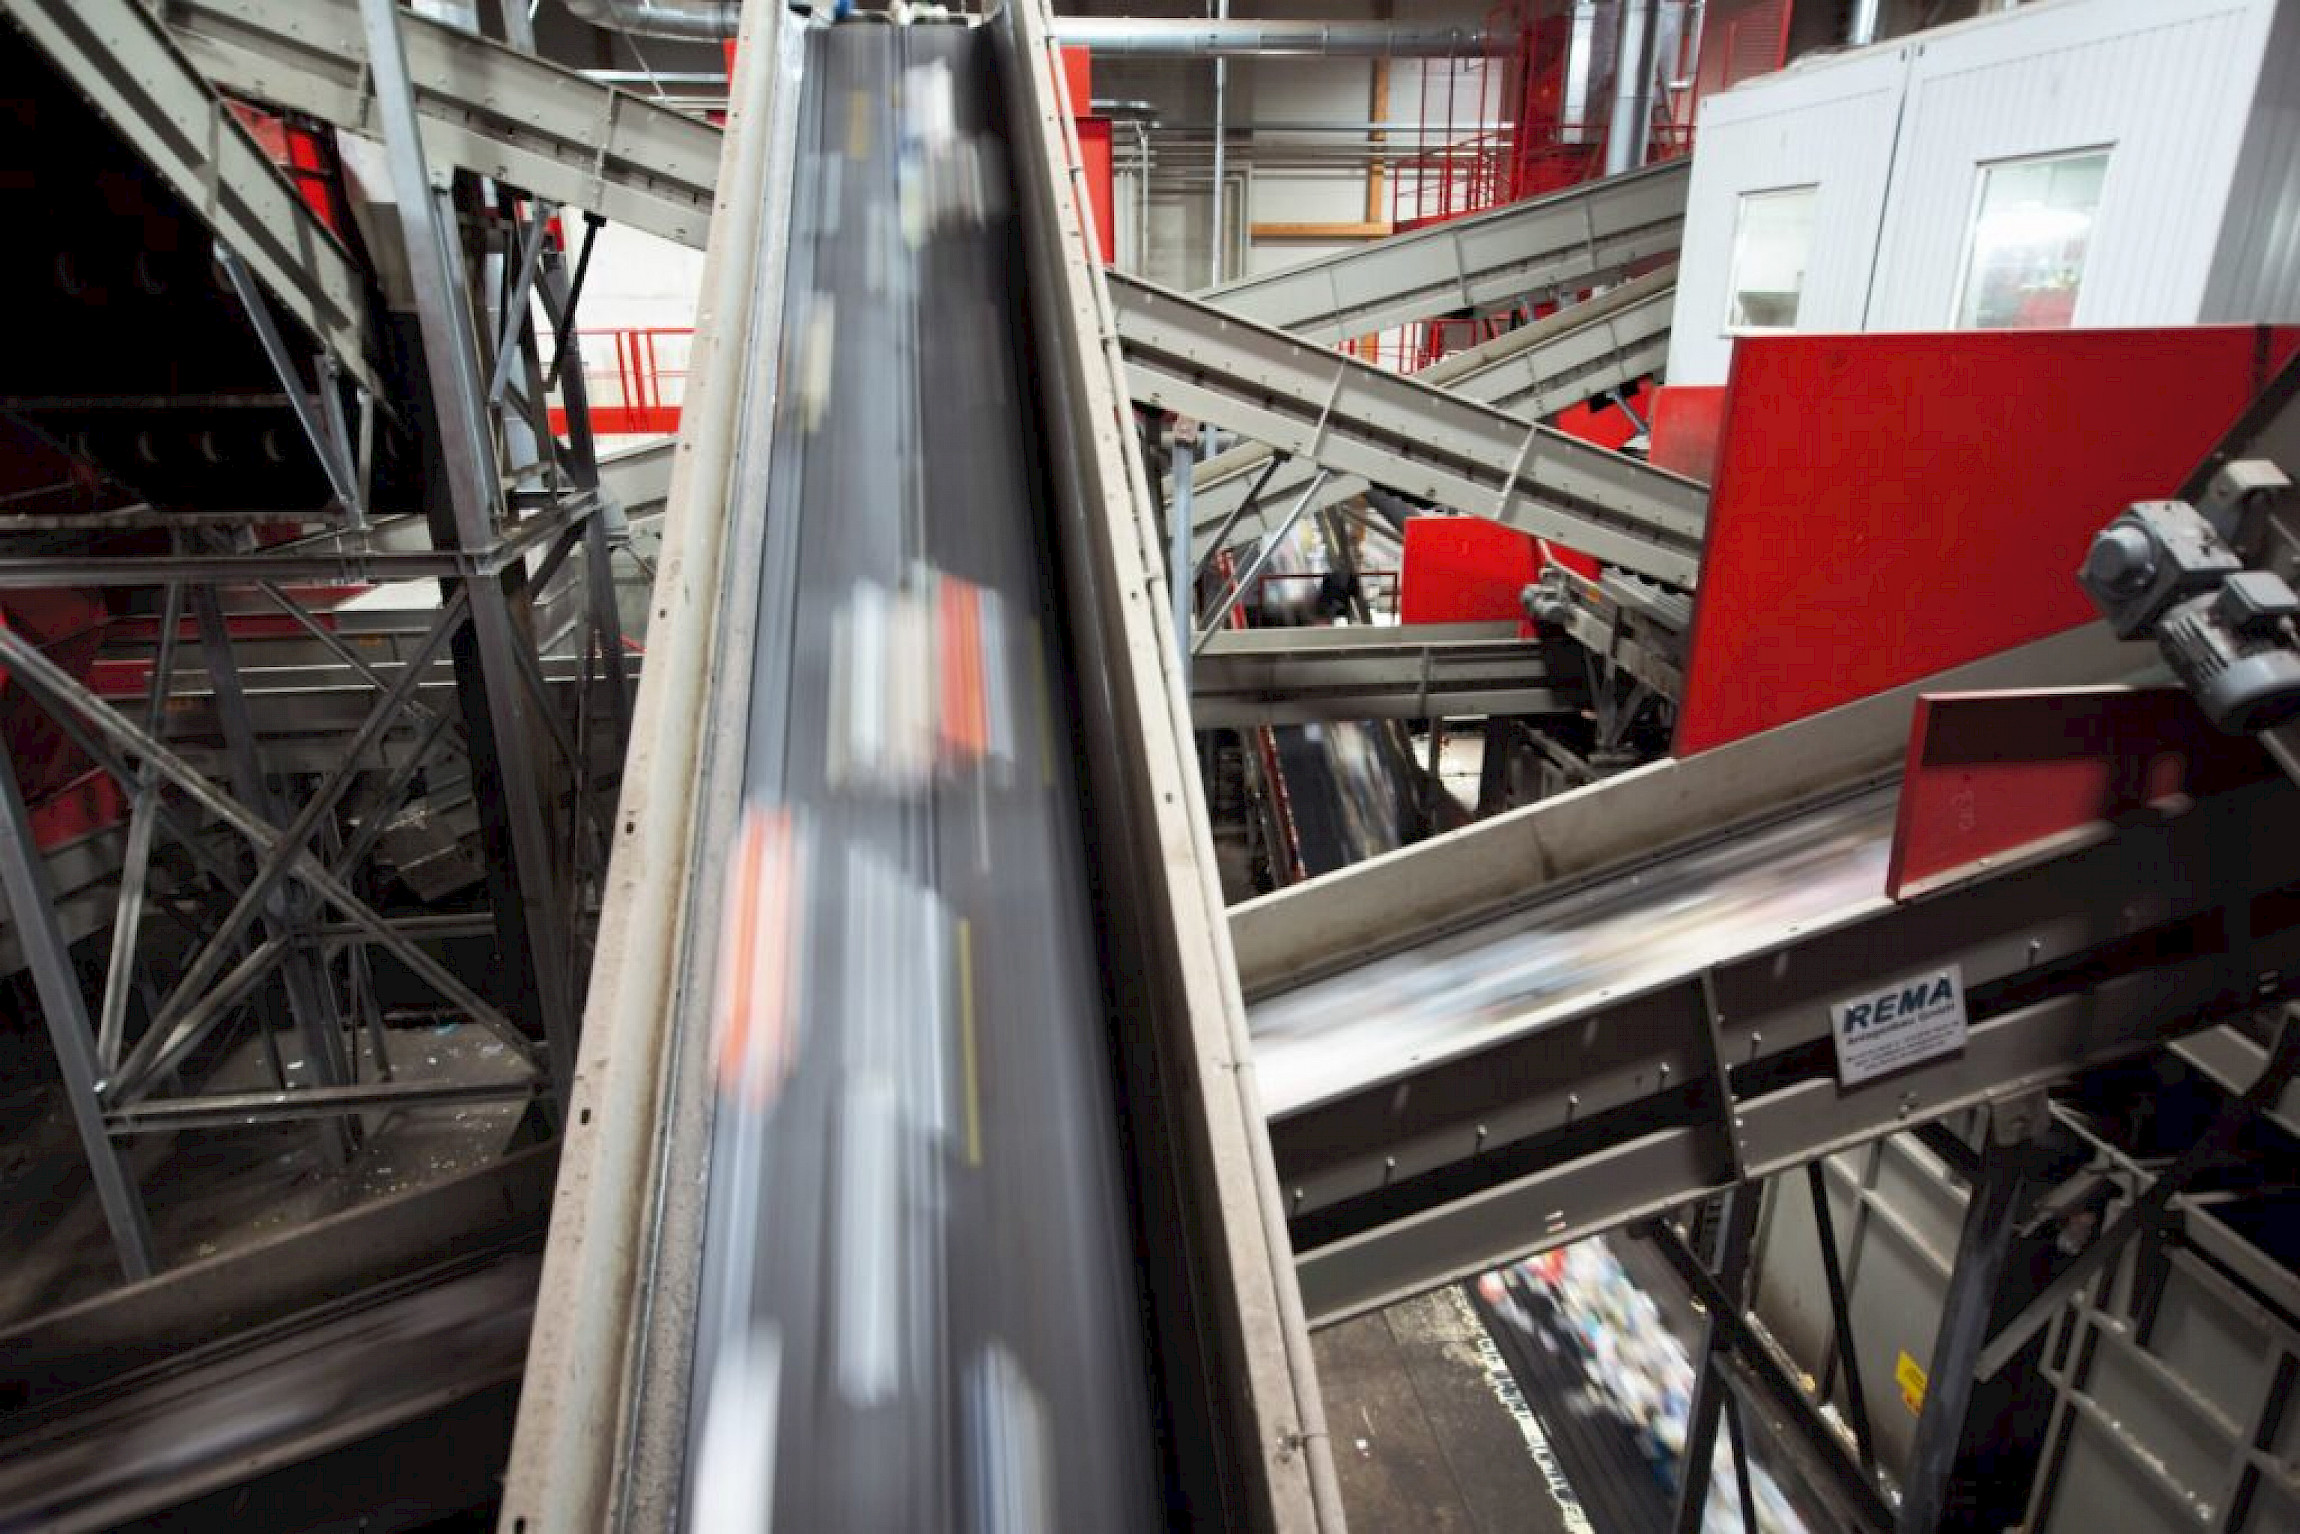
[680,23,1154,1527]
[1252,789,1897,1118]
[506,5,1337,1528]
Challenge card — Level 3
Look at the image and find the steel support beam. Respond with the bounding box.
[1974,1004,2300,1382]
[1191,622,1581,727]
[1192,158,1686,345]
[0,745,157,1281]
[106,1075,539,1133]
[362,0,578,1113]
[1670,1188,1763,1533]
[0,0,378,391]
[189,580,355,1161]
[1896,1145,2034,1533]
[111,593,471,1103]
[164,0,720,248]
[0,621,536,1063]
[1809,1159,1879,1473]
[1172,265,1679,558]
[1644,1215,1895,1532]
[0,495,597,587]
[1111,269,1707,586]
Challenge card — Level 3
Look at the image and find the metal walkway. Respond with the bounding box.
[1194,158,1687,346]
[1,0,378,391]
[164,0,720,248]
[1112,269,1708,587]
[1169,265,1678,561]
[1192,622,1580,728]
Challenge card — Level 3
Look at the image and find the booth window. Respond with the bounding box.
[1956,149,2109,330]
[1725,185,1817,331]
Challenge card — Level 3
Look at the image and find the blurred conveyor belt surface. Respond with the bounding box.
[507,2,1339,1527]
[679,21,1156,1528]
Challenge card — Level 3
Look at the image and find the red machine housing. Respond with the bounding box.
[1674,325,2300,756]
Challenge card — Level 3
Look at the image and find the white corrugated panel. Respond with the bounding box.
[2204,0,2300,322]
[1866,0,2265,332]
[1665,45,1905,387]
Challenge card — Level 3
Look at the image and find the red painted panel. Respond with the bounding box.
[1887,687,2271,900]
[1675,326,2300,756]
[1554,378,1651,453]
[1400,517,1594,634]
[1060,47,1093,115]
[1075,116,1115,266]
[1649,384,1725,482]
[1402,518,1537,630]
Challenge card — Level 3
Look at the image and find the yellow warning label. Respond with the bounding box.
[1896,1350,1928,1416]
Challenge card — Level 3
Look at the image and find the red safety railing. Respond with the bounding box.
[551,326,693,437]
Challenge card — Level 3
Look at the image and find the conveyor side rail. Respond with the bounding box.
[1172,265,1679,560]
[1192,623,1583,728]
[1273,771,2300,1324]
[164,0,720,249]
[1193,158,1687,345]
[1111,270,1708,587]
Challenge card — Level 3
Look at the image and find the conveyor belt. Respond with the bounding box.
[1254,789,1897,1119]
[1172,265,1679,561]
[674,24,1155,1528]
[1223,626,2300,1325]
[1193,159,1687,346]
[165,0,720,248]
[1112,269,1707,587]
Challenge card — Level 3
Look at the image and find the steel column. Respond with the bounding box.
[1809,1158,1879,1472]
[0,745,156,1279]
[361,0,580,1111]
[1897,1146,2035,1533]
[1172,433,1197,683]
[1671,1187,1761,1533]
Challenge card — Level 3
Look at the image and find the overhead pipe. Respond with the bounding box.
[1051,19,1488,58]
[1603,0,1658,176]
[557,0,739,42]
[1847,0,1881,46]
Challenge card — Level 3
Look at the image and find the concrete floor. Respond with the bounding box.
[1314,1285,1591,1534]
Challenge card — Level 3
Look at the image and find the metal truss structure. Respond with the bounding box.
[0,0,645,1292]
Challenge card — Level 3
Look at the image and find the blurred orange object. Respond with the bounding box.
[716,805,805,1106]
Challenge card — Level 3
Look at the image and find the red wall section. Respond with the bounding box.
[1649,385,1726,481]
[1674,326,2300,757]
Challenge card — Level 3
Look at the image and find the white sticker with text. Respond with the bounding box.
[1830,964,1968,1087]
